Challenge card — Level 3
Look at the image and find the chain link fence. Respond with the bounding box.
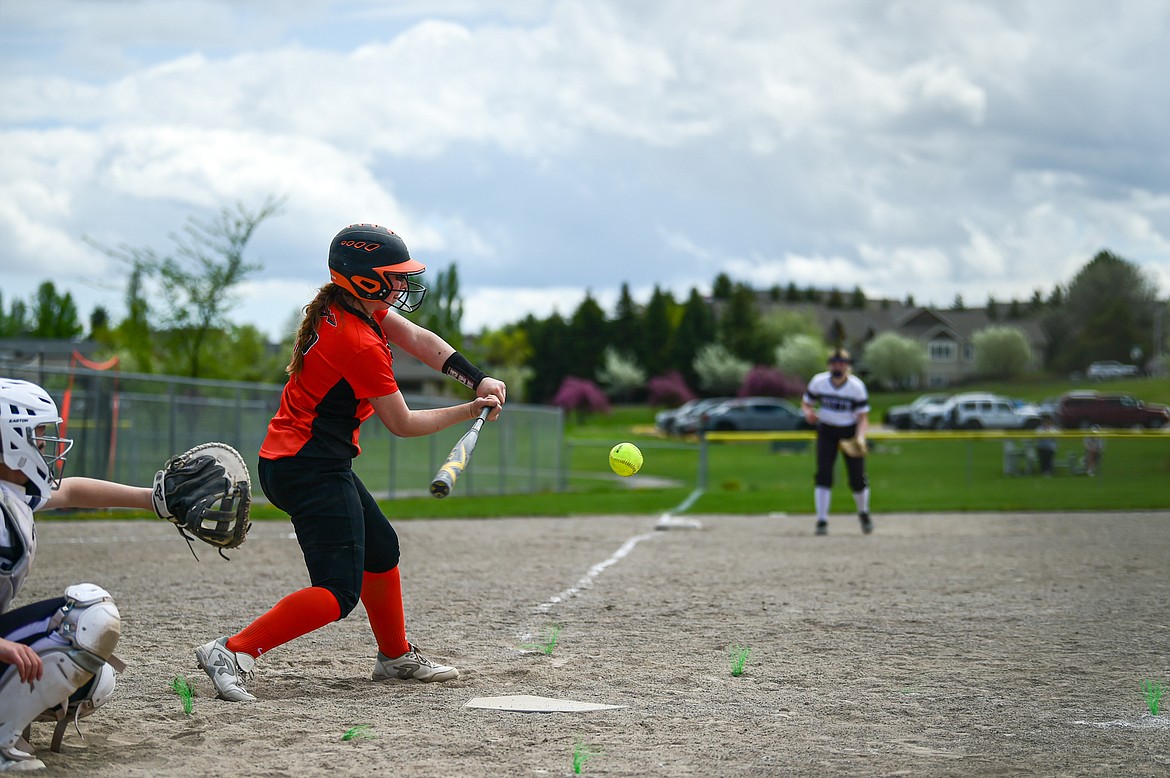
[2,362,564,500]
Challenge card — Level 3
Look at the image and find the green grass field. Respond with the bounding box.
[56,376,1170,521]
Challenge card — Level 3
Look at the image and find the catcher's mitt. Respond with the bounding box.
[152,442,252,559]
[838,436,868,458]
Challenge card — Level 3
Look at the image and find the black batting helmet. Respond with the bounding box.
[328,224,427,311]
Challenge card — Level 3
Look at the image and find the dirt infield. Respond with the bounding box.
[19,511,1170,776]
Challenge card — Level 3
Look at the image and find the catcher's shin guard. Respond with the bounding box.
[8,584,124,755]
[0,647,102,758]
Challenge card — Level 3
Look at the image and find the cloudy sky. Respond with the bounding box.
[3,0,1169,341]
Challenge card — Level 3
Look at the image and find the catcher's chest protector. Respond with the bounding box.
[0,483,37,612]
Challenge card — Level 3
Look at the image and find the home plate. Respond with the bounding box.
[465,695,625,713]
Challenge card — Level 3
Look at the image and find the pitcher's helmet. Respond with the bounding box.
[0,378,73,509]
[328,224,427,312]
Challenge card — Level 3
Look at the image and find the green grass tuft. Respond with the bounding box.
[572,737,600,774]
[170,676,194,716]
[342,724,375,741]
[728,644,752,677]
[521,624,562,655]
[1141,679,1165,716]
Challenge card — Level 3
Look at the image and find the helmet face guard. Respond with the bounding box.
[0,378,73,508]
[328,224,428,311]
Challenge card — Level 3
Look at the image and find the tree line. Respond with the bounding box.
[2,198,1165,405]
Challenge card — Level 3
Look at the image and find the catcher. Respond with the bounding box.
[801,348,873,536]
[0,377,250,771]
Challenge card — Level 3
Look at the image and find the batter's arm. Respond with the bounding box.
[369,391,499,438]
[380,310,506,416]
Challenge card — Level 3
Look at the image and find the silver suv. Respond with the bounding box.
[932,392,1041,430]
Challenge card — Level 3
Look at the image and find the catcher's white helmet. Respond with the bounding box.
[0,378,73,508]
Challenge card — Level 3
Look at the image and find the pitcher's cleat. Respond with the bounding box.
[815,520,828,536]
[372,644,459,683]
[195,637,257,702]
[860,512,873,534]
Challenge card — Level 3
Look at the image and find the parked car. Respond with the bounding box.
[672,397,735,436]
[698,397,812,432]
[930,392,1042,430]
[1086,360,1140,380]
[884,393,949,429]
[655,399,701,435]
[911,394,959,430]
[1055,391,1169,429]
[1033,396,1061,419]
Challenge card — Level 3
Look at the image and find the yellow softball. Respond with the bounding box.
[609,442,643,477]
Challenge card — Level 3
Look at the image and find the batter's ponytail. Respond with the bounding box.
[287,283,350,375]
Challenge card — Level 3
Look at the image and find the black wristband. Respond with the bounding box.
[442,351,487,390]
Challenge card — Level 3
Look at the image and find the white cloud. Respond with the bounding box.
[1,0,1168,346]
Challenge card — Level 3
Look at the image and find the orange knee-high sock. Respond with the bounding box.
[361,567,410,658]
[226,586,341,659]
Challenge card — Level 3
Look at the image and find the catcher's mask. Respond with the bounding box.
[328,224,427,312]
[0,378,73,508]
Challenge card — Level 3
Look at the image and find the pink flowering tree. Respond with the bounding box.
[552,376,611,421]
[647,371,697,407]
[738,365,806,399]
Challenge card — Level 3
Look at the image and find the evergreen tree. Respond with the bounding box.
[567,291,610,382]
[520,312,574,403]
[640,286,676,377]
[1029,289,1044,313]
[89,306,112,344]
[718,284,769,365]
[612,283,640,342]
[670,288,717,388]
[711,273,734,299]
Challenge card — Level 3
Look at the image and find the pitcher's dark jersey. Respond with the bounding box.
[260,305,398,460]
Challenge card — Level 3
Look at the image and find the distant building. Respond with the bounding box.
[758,299,1048,388]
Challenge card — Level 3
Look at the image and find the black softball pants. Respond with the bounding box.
[259,456,401,618]
[814,422,868,492]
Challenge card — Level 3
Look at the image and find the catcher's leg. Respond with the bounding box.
[1,585,120,765]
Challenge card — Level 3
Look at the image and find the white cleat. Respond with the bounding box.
[195,637,257,702]
[372,644,459,683]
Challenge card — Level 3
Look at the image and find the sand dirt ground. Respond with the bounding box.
[17,510,1170,776]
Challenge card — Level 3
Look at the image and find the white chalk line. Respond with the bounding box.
[522,489,705,643]
[1073,717,1170,730]
[534,530,658,615]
